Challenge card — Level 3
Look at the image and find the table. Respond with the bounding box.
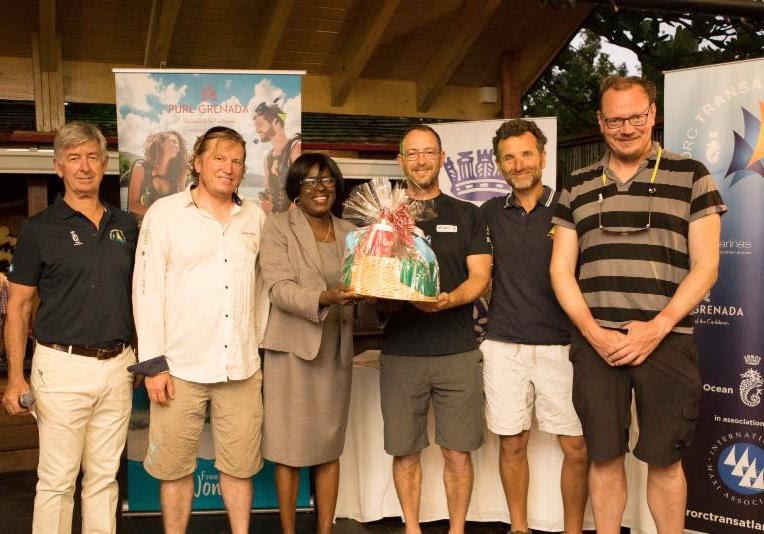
[336,356,657,533]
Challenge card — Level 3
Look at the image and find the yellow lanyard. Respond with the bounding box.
[601,145,663,187]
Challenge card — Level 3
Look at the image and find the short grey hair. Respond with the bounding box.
[53,121,108,162]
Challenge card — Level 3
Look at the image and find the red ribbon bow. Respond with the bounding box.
[387,204,416,247]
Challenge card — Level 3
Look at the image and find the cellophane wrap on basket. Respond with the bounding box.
[342,177,440,302]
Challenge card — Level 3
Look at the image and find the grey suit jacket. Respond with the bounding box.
[259,208,355,362]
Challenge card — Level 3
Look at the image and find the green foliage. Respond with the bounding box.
[522,30,627,136]
[523,6,764,136]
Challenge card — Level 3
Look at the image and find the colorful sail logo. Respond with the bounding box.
[725,101,764,186]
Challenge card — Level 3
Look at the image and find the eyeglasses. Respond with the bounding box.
[598,145,662,234]
[402,149,440,161]
[301,175,336,190]
[601,105,652,129]
[598,187,656,234]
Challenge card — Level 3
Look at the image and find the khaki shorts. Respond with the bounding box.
[144,370,263,480]
[379,350,484,456]
[481,339,582,437]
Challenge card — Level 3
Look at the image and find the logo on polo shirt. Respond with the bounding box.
[70,230,83,246]
[707,432,764,507]
[109,229,126,245]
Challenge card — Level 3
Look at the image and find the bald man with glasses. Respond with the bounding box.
[550,75,726,533]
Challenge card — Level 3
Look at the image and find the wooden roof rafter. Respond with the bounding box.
[249,0,296,69]
[516,2,594,94]
[331,0,401,106]
[416,0,502,112]
[144,0,182,68]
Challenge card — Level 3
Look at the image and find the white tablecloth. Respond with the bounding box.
[336,359,657,533]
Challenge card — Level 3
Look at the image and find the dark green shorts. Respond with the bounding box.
[570,330,702,465]
[379,350,484,456]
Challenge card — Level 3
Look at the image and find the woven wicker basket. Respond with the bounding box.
[349,255,436,302]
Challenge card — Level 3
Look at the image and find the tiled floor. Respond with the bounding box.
[0,470,511,533]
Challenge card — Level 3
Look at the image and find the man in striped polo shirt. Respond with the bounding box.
[550,75,726,533]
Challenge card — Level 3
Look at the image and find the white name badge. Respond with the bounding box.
[436,224,458,233]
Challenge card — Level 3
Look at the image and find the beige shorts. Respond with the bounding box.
[144,370,263,480]
[481,339,581,437]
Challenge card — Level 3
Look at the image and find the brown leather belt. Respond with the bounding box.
[37,341,125,360]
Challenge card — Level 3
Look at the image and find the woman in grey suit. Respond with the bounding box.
[259,153,356,534]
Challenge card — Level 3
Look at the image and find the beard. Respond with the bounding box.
[507,169,542,192]
[405,165,440,192]
[606,135,652,163]
[257,125,276,143]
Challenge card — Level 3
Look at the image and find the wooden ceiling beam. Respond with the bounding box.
[331,0,401,107]
[144,0,182,68]
[416,0,501,112]
[516,3,594,94]
[249,0,296,68]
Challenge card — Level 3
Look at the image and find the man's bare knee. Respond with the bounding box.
[559,435,588,464]
[394,452,421,471]
[591,455,625,476]
[500,432,530,460]
[648,460,684,480]
[440,447,472,472]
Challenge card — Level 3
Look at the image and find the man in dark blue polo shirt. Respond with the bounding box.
[479,119,588,534]
[2,122,137,534]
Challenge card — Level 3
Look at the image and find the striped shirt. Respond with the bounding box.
[552,143,726,334]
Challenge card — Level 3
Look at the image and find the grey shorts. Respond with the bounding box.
[379,350,484,456]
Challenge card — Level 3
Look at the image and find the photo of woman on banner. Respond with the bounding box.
[253,99,301,215]
[126,130,190,222]
[258,153,356,534]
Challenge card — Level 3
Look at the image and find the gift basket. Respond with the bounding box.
[342,177,439,302]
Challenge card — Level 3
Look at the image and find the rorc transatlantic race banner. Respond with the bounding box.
[665,59,764,533]
[114,69,309,512]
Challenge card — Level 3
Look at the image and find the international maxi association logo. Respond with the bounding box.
[725,100,764,186]
[442,148,510,202]
[707,432,764,506]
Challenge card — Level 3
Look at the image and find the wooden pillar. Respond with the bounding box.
[32,0,65,133]
[27,176,49,217]
[31,34,65,133]
[500,51,522,118]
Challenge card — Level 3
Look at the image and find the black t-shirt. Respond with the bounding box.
[480,187,571,345]
[8,196,138,347]
[382,193,491,356]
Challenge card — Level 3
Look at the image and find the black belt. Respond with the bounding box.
[37,341,125,360]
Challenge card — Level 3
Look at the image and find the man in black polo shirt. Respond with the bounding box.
[380,125,492,534]
[2,122,137,534]
[479,119,588,534]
